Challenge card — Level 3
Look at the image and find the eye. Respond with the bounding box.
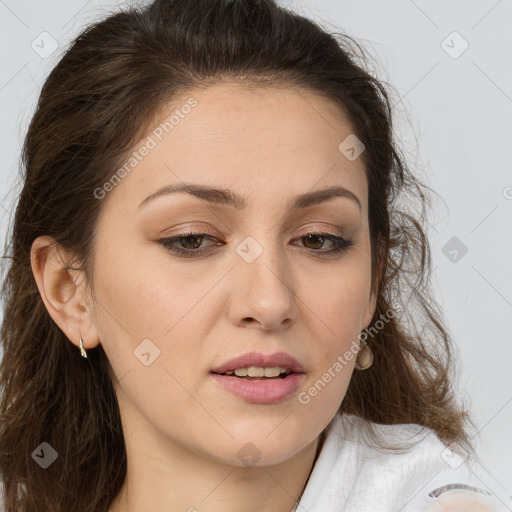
[157,231,220,256]
[157,230,354,258]
[294,232,352,253]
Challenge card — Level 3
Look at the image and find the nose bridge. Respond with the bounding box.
[236,227,288,270]
[229,232,298,327]
[236,231,289,283]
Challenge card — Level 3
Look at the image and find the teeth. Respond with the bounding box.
[224,366,290,377]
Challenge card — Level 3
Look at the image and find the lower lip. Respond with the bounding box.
[209,372,305,404]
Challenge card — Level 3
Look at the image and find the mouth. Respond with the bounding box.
[209,364,305,404]
[209,351,305,403]
[210,351,305,375]
[211,366,296,380]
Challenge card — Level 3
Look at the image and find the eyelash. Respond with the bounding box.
[157,229,354,258]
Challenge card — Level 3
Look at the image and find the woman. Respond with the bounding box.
[0,0,510,511]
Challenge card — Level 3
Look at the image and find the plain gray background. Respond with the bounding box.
[0,0,511,496]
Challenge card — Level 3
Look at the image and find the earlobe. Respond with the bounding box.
[30,235,100,352]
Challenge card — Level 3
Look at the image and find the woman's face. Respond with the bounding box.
[90,82,377,466]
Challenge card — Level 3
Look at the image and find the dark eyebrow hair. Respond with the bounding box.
[137,183,362,212]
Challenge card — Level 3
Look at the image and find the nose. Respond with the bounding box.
[227,239,299,331]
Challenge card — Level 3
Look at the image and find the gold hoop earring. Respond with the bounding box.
[79,334,88,359]
[355,342,372,370]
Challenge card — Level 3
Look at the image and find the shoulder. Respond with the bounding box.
[315,413,512,512]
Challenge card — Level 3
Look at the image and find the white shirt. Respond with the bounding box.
[296,413,512,512]
[2,413,508,511]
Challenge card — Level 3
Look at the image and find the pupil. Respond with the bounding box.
[305,234,323,249]
[182,235,202,249]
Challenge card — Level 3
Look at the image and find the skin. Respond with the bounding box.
[31,82,378,512]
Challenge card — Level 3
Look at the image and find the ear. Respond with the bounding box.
[30,235,100,352]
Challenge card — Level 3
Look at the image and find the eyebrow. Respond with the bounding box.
[137,183,362,212]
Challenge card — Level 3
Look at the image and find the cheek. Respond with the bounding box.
[303,263,372,345]
[93,256,210,435]
[93,239,210,340]
[294,265,370,411]
[92,242,225,404]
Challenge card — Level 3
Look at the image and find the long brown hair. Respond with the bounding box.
[0,0,470,510]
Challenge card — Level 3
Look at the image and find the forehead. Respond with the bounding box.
[100,82,368,217]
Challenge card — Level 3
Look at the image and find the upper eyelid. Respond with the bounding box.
[149,204,359,235]
[168,228,347,238]
[166,224,349,237]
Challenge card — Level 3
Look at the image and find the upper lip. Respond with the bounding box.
[211,351,305,374]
